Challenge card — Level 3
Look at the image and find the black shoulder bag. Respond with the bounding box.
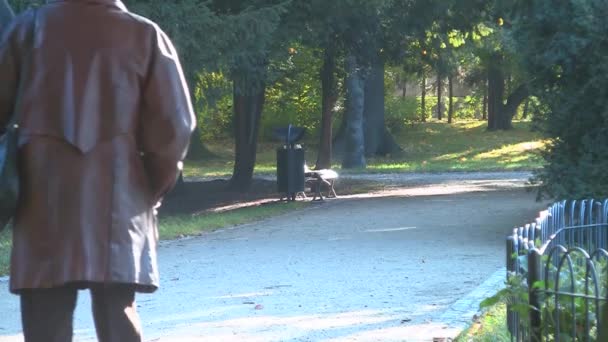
[0,10,35,231]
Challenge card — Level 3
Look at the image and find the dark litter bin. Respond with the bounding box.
[274,125,305,201]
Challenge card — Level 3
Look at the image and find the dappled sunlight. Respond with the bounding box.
[432,150,475,162]
[187,121,544,177]
[214,291,274,299]
[321,323,460,342]
[473,140,546,164]
[334,179,529,201]
[149,307,453,342]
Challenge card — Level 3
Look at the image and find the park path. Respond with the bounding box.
[0,172,545,341]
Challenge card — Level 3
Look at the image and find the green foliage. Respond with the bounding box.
[509,0,608,199]
[539,255,607,341]
[158,202,304,240]
[455,303,510,342]
[457,95,484,120]
[126,0,221,84]
[483,252,608,341]
[184,121,546,177]
[196,71,233,141]
[385,96,418,132]
[262,46,323,139]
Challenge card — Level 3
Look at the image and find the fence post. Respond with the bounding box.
[600,274,608,342]
[528,248,543,342]
[506,236,517,339]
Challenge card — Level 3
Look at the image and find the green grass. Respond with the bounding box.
[184,120,547,178]
[157,201,305,240]
[455,303,510,342]
[0,202,306,276]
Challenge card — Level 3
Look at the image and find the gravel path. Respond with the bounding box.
[0,172,544,342]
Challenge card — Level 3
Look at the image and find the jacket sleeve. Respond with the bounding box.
[139,25,196,203]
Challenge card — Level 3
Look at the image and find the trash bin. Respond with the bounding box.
[274,125,305,201]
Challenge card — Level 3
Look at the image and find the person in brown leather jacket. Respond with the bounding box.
[0,0,196,341]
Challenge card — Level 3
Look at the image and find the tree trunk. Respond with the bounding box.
[363,58,400,157]
[482,81,488,121]
[230,76,265,190]
[502,84,529,122]
[186,130,216,160]
[487,58,505,130]
[184,74,215,161]
[522,98,530,119]
[402,74,407,98]
[315,47,338,170]
[342,55,366,169]
[437,74,442,120]
[421,73,426,122]
[448,74,454,124]
[487,55,529,131]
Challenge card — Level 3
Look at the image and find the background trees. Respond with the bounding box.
[507,0,608,199]
[8,0,603,200]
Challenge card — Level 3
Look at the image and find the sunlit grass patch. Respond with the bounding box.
[455,303,510,341]
[186,120,547,177]
[158,202,304,240]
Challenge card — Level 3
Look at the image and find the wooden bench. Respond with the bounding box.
[304,165,338,201]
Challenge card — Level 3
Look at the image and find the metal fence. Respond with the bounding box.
[506,199,608,341]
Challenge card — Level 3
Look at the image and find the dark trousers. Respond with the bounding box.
[20,284,142,342]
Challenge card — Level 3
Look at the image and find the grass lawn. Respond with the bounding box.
[455,303,510,341]
[183,120,547,178]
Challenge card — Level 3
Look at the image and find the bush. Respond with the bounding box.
[385,96,418,132]
[456,95,484,120]
[195,71,233,141]
[511,0,608,199]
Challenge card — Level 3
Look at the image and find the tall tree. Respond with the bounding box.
[508,0,608,198]
[316,46,338,169]
[128,0,223,160]
[459,5,529,131]
[211,1,288,190]
[363,53,401,157]
[342,54,366,168]
[329,0,401,165]
[133,0,289,189]
[436,74,443,120]
[485,51,528,130]
[420,71,427,121]
[448,74,454,123]
[287,1,344,169]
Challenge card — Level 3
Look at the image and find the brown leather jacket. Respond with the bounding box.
[0,0,196,293]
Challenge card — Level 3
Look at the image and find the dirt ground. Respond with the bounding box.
[158,179,280,216]
[0,172,546,342]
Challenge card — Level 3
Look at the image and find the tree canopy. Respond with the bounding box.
[5,0,606,199]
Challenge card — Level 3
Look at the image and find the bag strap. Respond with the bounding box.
[7,8,36,130]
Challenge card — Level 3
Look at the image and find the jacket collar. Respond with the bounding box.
[47,0,127,11]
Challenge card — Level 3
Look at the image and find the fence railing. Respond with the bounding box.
[506,199,608,341]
